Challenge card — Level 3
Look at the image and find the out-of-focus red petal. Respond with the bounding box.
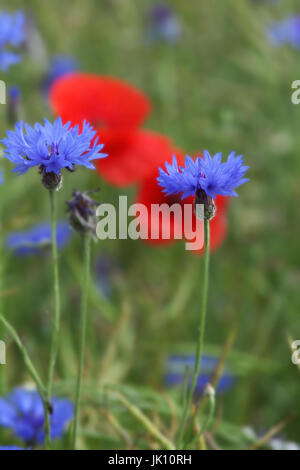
[49,73,151,128]
[95,129,174,186]
[135,150,228,252]
[136,170,184,245]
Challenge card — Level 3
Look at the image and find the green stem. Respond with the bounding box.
[72,233,91,450]
[0,212,4,394]
[184,385,216,449]
[177,219,210,449]
[0,314,46,397]
[115,391,175,450]
[0,314,51,441]
[46,189,61,448]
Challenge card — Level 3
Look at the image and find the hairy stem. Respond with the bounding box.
[46,189,61,448]
[72,233,91,449]
[177,219,210,448]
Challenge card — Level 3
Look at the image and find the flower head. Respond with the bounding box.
[1,117,107,188]
[147,4,181,43]
[0,170,3,185]
[0,446,25,450]
[158,151,249,200]
[0,388,74,445]
[165,354,235,394]
[0,11,26,71]
[5,221,72,256]
[268,15,300,49]
[136,151,228,252]
[67,189,99,237]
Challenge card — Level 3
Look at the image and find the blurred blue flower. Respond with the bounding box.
[0,170,3,185]
[0,50,21,71]
[43,55,79,95]
[95,255,114,298]
[7,85,21,124]
[0,446,25,450]
[94,254,122,298]
[268,15,300,49]
[147,4,181,43]
[0,388,74,445]
[1,117,107,176]
[158,151,249,200]
[6,221,72,256]
[0,11,26,71]
[164,354,235,394]
[8,85,20,101]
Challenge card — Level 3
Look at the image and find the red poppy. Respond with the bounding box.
[49,73,151,128]
[95,128,174,186]
[136,150,228,253]
[49,73,174,186]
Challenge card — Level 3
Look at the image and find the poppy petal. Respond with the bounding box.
[95,129,174,186]
[49,73,151,128]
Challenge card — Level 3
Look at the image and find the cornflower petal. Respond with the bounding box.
[0,388,73,445]
[158,151,249,200]
[0,117,107,177]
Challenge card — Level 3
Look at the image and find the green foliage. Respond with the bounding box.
[0,0,299,449]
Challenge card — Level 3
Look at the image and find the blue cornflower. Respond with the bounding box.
[268,15,300,49]
[0,11,26,71]
[147,4,181,43]
[0,388,74,445]
[0,446,25,450]
[164,355,235,394]
[158,151,249,200]
[1,117,107,188]
[5,221,72,256]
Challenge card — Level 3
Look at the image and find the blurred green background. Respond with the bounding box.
[0,0,299,449]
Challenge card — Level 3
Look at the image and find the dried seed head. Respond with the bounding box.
[67,189,99,238]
